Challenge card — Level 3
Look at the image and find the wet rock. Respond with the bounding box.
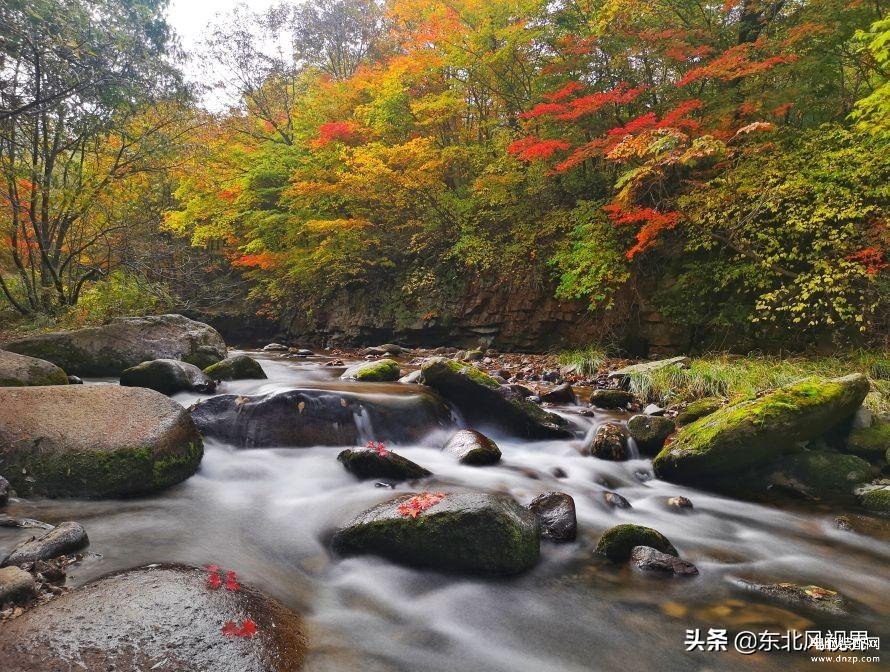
[0,566,36,606]
[856,482,890,512]
[602,491,632,509]
[263,342,289,351]
[627,415,675,455]
[589,389,634,409]
[0,385,203,498]
[608,357,690,381]
[630,546,698,576]
[653,375,870,486]
[340,358,401,382]
[377,344,404,355]
[552,467,568,479]
[203,354,267,381]
[586,423,629,461]
[190,386,453,448]
[464,348,484,362]
[541,383,576,404]
[66,375,83,384]
[845,419,890,460]
[419,358,570,439]
[338,447,431,482]
[0,563,307,671]
[332,491,539,576]
[505,383,535,398]
[398,370,422,384]
[443,429,502,466]
[0,476,8,506]
[666,496,693,510]
[528,492,577,542]
[0,350,68,387]
[5,314,226,376]
[595,524,677,562]
[2,521,88,566]
[736,579,848,615]
[120,358,217,395]
[767,449,873,501]
[675,397,723,426]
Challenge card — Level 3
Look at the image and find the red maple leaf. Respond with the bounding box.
[225,570,240,592]
[367,440,388,456]
[207,565,221,590]
[221,619,258,638]
[398,492,446,519]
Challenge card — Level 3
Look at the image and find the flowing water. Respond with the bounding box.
[2,353,888,671]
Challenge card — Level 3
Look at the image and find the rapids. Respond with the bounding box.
[1,352,887,671]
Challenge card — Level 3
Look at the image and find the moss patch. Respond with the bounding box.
[845,420,890,460]
[203,354,266,381]
[595,524,678,562]
[675,397,723,425]
[340,358,401,382]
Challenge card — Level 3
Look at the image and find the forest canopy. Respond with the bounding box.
[1,0,888,350]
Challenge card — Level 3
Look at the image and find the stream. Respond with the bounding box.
[2,352,888,671]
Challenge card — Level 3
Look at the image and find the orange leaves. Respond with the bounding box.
[677,43,798,87]
[520,82,647,121]
[398,492,446,519]
[604,204,681,258]
[313,121,361,148]
[544,81,585,102]
[232,252,279,270]
[847,247,887,275]
[507,137,571,161]
[732,121,776,139]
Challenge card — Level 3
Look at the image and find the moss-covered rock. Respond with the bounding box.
[857,482,890,512]
[627,415,675,455]
[331,491,539,576]
[120,358,216,395]
[845,419,890,460]
[767,450,873,501]
[589,389,634,409]
[419,358,569,439]
[653,374,870,485]
[4,314,226,376]
[675,397,723,426]
[443,429,501,465]
[340,358,401,382]
[595,524,678,562]
[0,385,203,498]
[736,580,848,615]
[337,447,431,482]
[0,350,68,387]
[203,354,267,381]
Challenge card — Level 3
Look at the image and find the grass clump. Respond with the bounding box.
[557,346,613,377]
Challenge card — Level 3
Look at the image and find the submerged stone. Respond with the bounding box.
[332,491,539,576]
[735,579,849,615]
[630,546,698,576]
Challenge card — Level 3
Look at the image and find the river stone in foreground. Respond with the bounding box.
[0,564,307,672]
[4,314,226,376]
[653,374,870,485]
[419,358,570,439]
[332,491,540,576]
[0,350,68,387]
[190,385,454,448]
[0,385,203,498]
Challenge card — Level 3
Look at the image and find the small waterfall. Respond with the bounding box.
[352,405,375,444]
[626,436,641,460]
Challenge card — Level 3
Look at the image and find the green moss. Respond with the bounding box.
[203,354,266,381]
[653,374,870,484]
[846,421,890,459]
[769,450,872,499]
[675,397,723,425]
[595,524,678,562]
[440,359,500,388]
[859,485,890,512]
[341,358,401,382]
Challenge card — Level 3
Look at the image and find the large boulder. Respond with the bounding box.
[203,354,267,381]
[0,350,68,387]
[0,385,203,498]
[419,358,570,439]
[4,314,226,376]
[332,491,539,576]
[2,521,89,566]
[627,414,675,455]
[766,450,873,501]
[190,385,453,448]
[0,564,307,671]
[653,375,870,486]
[340,359,401,382]
[844,419,890,460]
[120,358,216,395]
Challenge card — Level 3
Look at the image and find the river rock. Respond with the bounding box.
[844,419,890,460]
[203,354,267,381]
[541,383,576,404]
[338,447,431,481]
[0,563,307,671]
[340,358,401,382]
[627,414,675,455]
[653,374,870,486]
[4,314,226,376]
[0,350,68,387]
[586,423,629,460]
[120,358,216,394]
[735,579,848,615]
[666,496,693,510]
[595,524,678,561]
[589,389,634,409]
[675,397,723,425]
[630,546,698,576]
[0,566,36,606]
[0,385,203,498]
[332,491,540,576]
[190,386,453,448]
[1,521,88,566]
[528,492,577,542]
[398,370,422,384]
[767,449,872,501]
[263,342,288,351]
[602,491,631,509]
[608,357,690,380]
[419,358,570,439]
[443,429,502,465]
[856,482,890,512]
